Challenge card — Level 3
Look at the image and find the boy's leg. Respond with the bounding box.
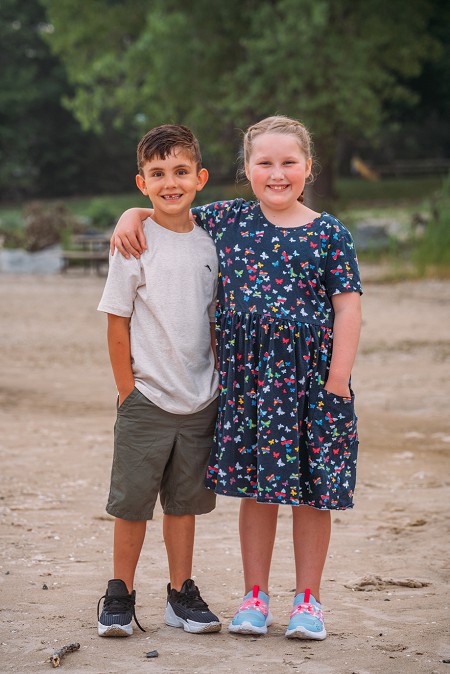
[114,518,147,592]
[163,514,195,591]
[99,390,177,637]
[161,399,221,633]
[163,511,220,633]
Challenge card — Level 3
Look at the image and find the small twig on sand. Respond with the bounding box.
[50,642,80,668]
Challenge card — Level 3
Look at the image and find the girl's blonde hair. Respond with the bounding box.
[242,115,314,202]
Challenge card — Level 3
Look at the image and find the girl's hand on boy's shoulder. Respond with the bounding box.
[110,208,149,258]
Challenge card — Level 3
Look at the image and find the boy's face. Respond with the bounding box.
[136,148,208,219]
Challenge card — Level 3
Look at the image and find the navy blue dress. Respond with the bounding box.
[192,199,362,509]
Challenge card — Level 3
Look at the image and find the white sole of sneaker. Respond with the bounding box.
[228,611,273,635]
[285,625,326,640]
[164,604,222,634]
[98,621,133,637]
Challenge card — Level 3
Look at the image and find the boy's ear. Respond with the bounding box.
[196,167,209,191]
[135,174,148,195]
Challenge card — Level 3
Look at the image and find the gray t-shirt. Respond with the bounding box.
[98,218,219,414]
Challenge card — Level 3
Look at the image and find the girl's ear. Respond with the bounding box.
[196,167,209,191]
[135,174,148,196]
[305,158,312,179]
[244,163,251,181]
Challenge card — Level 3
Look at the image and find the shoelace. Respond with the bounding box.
[235,585,268,616]
[290,589,323,622]
[172,586,209,610]
[97,592,145,632]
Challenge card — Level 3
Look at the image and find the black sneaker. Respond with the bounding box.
[165,578,221,633]
[97,579,145,637]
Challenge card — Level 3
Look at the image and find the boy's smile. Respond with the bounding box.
[136,149,208,231]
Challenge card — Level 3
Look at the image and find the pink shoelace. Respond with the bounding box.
[235,585,269,617]
[289,588,324,621]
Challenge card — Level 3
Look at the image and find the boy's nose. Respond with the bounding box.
[164,174,177,187]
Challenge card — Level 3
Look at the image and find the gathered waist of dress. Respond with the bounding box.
[216,306,334,331]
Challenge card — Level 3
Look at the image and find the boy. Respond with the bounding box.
[96,125,221,636]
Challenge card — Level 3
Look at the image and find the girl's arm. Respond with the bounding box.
[107,314,135,405]
[110,208,153,258]
[325,292,361,397]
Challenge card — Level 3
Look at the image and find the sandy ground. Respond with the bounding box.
[0,270,449,674]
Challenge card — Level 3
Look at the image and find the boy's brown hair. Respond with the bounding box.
[137,124,202,175]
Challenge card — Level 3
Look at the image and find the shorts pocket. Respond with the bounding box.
[117,387,140,413]
[306,387,358,508]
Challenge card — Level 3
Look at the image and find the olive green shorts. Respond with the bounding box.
[106,388,218,521]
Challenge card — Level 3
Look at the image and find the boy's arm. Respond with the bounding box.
[107,314,135,406]
[110,208,153,258]
[210,322,218,369]
[325,292,361,397]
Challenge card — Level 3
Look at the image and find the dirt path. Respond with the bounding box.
[0,272,449,673]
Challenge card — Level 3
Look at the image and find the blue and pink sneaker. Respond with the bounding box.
[229,585,273,635]
[285,588,326,640]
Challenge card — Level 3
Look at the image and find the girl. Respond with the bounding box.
[111,115,362,640]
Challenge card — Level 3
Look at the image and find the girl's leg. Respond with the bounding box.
[113,518,147,592]
[239,499,279,594]
[292,506,331,601]
[163,513,195,591]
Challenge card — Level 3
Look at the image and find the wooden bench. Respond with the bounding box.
[61,250,109,274]
[61,234,110,274]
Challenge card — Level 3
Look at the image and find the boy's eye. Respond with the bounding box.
[152,171,163,177]
[177,169,188,175]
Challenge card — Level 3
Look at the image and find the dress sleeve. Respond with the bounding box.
[323,217,362,297]
[192,199,242,234]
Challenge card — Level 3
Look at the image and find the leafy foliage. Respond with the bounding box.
[42,0,442,198]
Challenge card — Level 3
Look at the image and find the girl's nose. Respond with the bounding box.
[270,166,284,180]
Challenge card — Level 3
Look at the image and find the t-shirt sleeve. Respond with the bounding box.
[192,199,241,234]
[323,217,362,297]
[97,252,142,316]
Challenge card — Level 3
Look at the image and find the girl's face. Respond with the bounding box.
[245,133,312,212]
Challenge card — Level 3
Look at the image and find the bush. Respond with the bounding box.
[414,174,450,272]
[83,198,122,230]
[22,201,81,252]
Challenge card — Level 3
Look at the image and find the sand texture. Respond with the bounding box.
[0,272,449,673]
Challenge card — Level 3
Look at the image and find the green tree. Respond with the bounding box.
[42,0,442,199]
[0,0,137,200]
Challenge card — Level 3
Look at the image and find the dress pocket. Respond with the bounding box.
[306,387,358,508]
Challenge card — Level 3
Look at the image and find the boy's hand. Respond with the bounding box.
[110,208,151,258]
[118,386,135,407]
